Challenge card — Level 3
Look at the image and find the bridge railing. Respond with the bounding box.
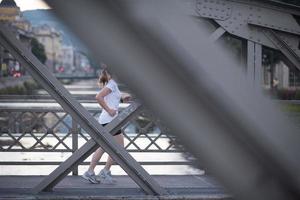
[0,103,188,174]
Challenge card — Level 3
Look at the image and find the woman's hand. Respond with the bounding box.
[108,108,117,117]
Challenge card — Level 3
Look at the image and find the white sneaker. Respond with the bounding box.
[82,171,100,184]
[96,169,117,184]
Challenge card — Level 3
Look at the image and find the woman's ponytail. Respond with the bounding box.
[99,69,109,86]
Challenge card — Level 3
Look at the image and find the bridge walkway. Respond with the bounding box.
[0,175,229,200]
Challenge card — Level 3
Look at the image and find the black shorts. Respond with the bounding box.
[102,123,122,136]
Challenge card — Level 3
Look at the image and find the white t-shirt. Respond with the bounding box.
[98,79,121,124]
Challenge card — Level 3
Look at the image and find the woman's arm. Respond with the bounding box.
[96,87,116,117]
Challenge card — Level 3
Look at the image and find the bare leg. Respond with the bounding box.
[88,147,105,172]
[104,133,124,171]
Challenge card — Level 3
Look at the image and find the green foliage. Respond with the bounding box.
[31,38,47,64]
[23,79,40,92]
[59,79,72,85]
[282,104,300,113]
[0,79,40,95]
[0,85,25,95]
[295,90,300,100]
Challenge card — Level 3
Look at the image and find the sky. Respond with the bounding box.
[14,0,50,11]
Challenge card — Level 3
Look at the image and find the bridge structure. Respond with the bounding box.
[0,0,300,200]
[54,73,98,80]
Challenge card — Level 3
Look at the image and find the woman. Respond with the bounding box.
[82,66,123,184]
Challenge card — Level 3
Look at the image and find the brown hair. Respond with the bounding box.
[99,69,109,86]
[99,63,112,87]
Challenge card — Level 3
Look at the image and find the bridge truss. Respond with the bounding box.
[0,0,300,199]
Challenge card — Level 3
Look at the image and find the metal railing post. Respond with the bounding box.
[71,118,78,176]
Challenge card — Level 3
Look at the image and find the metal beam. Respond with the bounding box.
[247,40,255,82]
[0,24,167,196]
[233,0,300,16]
[263,29,300,71]
[45,1,300,200]
[247,41,262,86]
[254,43,262,87]
[33,102,143,193]
[208,27,226,43]
[195,0,300,53]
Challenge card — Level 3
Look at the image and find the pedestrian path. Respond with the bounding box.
[0,175,230,199]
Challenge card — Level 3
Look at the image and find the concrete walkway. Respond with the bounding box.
[0,175,231,199]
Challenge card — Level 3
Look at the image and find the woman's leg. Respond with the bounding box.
[104,133,124,170]
[88,147,105,172]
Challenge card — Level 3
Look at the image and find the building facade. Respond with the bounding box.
[58,45,74,73]
[32,24,62,72]
[0,0,32,77]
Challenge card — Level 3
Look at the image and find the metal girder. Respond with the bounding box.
[209,27,227,42]
[248,22,300,58]
[0,24,167,196]
[195,0,300,61]
[46,1,300,200]
[247,16,300,36]
[196,0,232,21]
[196,0,300,35]
[262,29,300,71]
[234,0,300,16]
[247,41,262,85]
[33,102,143,193]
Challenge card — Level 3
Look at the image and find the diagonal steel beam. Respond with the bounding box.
[208,27,226,43]
[236,0,300,16]
[0,24,167,196]
[262,29,300,71]
[45,1,300,199]
[33,101,143,193]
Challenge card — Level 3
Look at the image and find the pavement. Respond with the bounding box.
[0,175,231,200]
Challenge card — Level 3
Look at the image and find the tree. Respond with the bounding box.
[31,38,47,64]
